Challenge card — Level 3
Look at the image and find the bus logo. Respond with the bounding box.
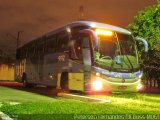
[58,55,65,62]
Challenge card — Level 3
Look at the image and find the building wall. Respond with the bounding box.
[0,64,14,81]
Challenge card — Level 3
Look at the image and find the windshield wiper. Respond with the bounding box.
[109,44,123,71]
[114,32,134,72]
[120,44,134,72]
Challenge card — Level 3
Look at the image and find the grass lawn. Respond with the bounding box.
[0,86,160,120]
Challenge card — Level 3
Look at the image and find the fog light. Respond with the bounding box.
[92,80,103,91]
[137,84,143,90]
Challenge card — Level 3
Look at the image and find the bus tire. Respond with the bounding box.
[60,72,68,90]
[22,73,34,88]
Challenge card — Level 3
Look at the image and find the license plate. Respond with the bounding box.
[118,86,127,89]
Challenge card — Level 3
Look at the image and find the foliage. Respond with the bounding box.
[128,1,160,50]
[128,1,160,87]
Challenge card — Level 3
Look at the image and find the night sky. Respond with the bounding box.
[0,0,157,53]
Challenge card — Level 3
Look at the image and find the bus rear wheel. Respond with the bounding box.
[60,72,68,90]
[22,73,34,88]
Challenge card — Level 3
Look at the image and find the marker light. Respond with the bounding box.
[95,29,113,36]
[50,75,53,79]
[66,27,71,33]
[137,84,143,90]
[92,80,103,91]
[91,23,96,28]
[96,72,100,76]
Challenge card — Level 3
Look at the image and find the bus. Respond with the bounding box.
[15,21,148,93]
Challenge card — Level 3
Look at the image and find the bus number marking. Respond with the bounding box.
[58,55,65,62]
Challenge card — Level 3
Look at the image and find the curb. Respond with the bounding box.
[0,102,20,120]
[57,93,111,103]
[0,112,13,120]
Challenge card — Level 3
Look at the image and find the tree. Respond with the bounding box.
[128,1,160,88]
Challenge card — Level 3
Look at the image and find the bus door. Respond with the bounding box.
[81,35,92,91]
[68,34,92,91]
[68,35,85,91]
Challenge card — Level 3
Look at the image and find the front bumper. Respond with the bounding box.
[89,75,142,93]
[109,79,141,92]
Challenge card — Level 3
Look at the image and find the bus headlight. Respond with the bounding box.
[92,80,103,91]
[137,84,143,90]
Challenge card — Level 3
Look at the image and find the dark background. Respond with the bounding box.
[0,0,156,53]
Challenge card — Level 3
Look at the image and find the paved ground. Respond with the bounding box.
[141,85,160,94]
[0,81,159,96]
[0,81,22,87]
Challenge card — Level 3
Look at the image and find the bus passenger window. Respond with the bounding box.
[75,39,82,60]
[57,32,69,52]
[69,38,83,61]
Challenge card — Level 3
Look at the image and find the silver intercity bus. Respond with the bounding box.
[15,21,148,93]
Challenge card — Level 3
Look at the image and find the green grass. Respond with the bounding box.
[0,86,160,120]
[0,86,55,102]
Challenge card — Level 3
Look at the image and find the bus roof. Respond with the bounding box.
[70,21,131,34]
[47,21,131,36]
[19,21,131,49]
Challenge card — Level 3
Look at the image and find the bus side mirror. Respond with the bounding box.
[79,29,98,47]
[135,37,148,52]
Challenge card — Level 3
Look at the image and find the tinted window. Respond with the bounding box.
[57,31,69,51]
[46,35,57,53]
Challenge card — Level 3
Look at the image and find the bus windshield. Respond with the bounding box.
[94,32,139,72]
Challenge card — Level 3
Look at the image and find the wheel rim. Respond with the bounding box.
[23,80,26,87]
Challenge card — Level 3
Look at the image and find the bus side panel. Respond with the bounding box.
[15,59,26,82]
[43,63,57,87]
[68,60,85,91]
[68,73,84,91]
[25,57,40,83]
[14,60,21,82]
[43,52,69,87]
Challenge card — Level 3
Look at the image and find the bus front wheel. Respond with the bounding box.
[60,72,68,90]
